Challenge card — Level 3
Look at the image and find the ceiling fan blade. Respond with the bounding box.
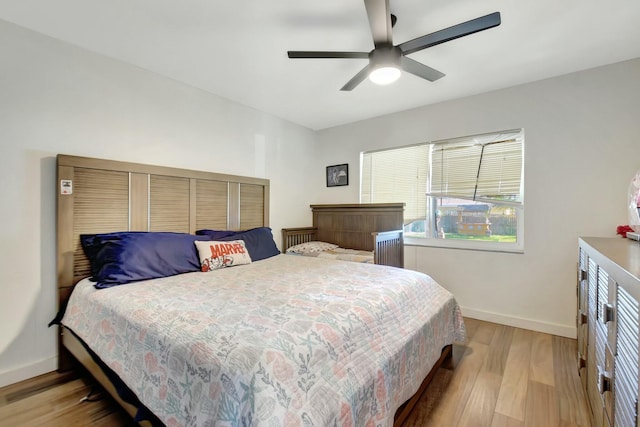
[340,65,371,91]
[288,51,369,59]
[364,0,393,47]
[400,56,445,82]
[399,12,501,55]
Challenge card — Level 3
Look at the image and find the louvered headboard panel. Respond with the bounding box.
[149,175,191,233]
[70,168,130,281]
[56,154,270,303]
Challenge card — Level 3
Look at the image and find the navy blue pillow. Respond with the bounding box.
[196,227,280,261]
[194,229,240,239]
[80,232,207,288]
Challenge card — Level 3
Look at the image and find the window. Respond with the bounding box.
[360,129,524,252]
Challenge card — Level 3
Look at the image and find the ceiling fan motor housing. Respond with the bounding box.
[369,45,402,69]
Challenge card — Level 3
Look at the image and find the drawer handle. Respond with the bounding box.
[577,353,586,370]
[598,366,612,394]
[600,303,614,324]
[578,310,587,326]
[578,268,587,281]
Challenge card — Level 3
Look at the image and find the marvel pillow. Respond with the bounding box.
[194,240,252,271]
[80,232,205,288]
[196,227,280,261]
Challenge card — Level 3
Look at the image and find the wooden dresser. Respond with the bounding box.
[578,237,640,426]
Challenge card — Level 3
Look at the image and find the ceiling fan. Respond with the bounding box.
[287,0,501,91]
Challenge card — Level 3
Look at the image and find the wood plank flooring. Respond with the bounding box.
[0,370,135,426]
[403,318,592,427]
[0,318,591,426]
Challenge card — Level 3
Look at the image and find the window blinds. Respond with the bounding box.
[361,144,429,223]
[361,129,524,222]
[428,130,523,204]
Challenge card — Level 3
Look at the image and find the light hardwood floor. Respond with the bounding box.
[404,318,592,427]
[0,318,591,427]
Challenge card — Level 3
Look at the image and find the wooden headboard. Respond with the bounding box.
[56,154,270,310]
[310,203,404,251]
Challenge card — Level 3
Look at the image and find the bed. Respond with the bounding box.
[55,154,465,427]
[282,204,405,268]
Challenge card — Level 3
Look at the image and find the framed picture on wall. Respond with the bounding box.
[326,164,349,187]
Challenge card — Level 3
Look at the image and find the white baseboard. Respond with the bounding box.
[461,306,576,339]
[0,357,58,388]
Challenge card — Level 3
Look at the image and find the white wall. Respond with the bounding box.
[0,20,317,387]
[314,58,640,338]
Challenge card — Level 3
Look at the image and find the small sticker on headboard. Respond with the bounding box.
[60,179,72,195]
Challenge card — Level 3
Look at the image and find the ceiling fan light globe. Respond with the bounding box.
[369,66,401,85]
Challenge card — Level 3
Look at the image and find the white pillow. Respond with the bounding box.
[286,241,339,254]
[194,240,252,271]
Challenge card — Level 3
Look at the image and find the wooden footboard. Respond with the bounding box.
[373,230,404,268]
[281,227,318,252]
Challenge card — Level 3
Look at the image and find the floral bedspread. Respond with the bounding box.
[62,254,465,427]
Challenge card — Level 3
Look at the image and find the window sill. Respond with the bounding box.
[404,236,524,254]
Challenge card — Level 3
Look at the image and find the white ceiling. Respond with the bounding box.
[1,0,640,130]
